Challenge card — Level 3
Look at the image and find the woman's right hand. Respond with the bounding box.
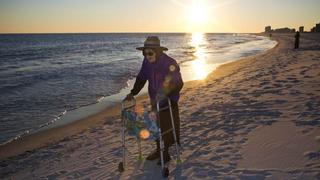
[124,93,134,101]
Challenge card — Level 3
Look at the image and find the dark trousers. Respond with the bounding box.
[295,39,299,49]
[152,100,180,151]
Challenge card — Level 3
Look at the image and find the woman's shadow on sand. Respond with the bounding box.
[119,159,170,180]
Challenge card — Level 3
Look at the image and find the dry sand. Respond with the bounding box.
[0,33,319,179]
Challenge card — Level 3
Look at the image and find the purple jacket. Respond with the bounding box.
[131,53,183,102]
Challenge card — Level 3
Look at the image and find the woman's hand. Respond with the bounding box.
[124,93,134,101]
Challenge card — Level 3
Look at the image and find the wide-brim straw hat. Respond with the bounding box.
[136,36,168,51]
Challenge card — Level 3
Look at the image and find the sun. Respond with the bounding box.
[189,2,208,24]
[186,0,209,32]
[171,0,237,33]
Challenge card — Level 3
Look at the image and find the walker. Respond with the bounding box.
[118,97,181,178]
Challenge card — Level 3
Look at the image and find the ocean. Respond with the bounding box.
[0,33,276,144]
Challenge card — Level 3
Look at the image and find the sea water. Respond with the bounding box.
[0,33,276,144]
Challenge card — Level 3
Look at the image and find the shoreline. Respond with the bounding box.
[0,33,278,160]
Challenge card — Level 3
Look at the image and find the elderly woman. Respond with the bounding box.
[124,36,183,164]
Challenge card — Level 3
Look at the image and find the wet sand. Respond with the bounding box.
[1,33,320,179]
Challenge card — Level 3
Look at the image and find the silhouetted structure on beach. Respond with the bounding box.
[274,28,296,33]
[265,26,272,33]
[265,22,320,33]
[311,23,320,33]
[264,26,296,33]
[299,26,304,33]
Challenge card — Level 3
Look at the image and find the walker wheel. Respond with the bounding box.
[118,162,124,172]
[162,167,169,177]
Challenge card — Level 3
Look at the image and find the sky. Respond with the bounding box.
[0,0,319,33]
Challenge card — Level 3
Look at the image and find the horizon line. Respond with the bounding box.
[0,31,263,35]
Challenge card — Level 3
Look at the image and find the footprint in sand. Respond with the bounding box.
[299,68,309,75]
[259,80,270,86]
[46,172,60,180]
[273,83,283,88]
[287,77,300,83]
[230,92,242,97]
[304,75,313,78]
[289,89,302,96]
[303,151,320,160]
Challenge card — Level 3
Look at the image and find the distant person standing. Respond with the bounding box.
[294,31,300,49]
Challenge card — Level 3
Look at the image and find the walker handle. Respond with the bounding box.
[156,97,171,112]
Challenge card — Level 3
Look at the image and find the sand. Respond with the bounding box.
[0,33,319,179]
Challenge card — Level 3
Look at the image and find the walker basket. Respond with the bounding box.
[122,110,159,141]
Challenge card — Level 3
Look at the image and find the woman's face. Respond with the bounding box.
[143,48,156,63]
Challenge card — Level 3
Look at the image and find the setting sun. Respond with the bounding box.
[186,0,209,32]
[188,1,208,25]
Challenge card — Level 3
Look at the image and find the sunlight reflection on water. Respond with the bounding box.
[190,32,211,80]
